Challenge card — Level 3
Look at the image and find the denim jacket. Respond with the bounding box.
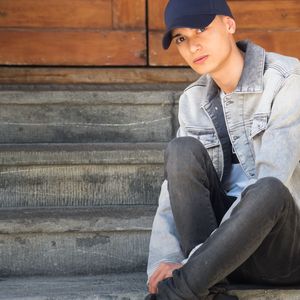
[147,40,300,278]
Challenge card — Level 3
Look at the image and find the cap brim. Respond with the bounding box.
[162,14,216,49]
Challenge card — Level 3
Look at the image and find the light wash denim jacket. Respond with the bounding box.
[147,40,300,278]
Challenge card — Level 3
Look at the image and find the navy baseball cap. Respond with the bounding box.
[163,0,233,49]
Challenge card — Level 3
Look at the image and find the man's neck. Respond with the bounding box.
[211,46,245,94]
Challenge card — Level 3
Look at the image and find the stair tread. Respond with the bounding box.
[0,83,186,91]
[0,142,166,151]
[0,87,179,143]
[0,88,181,105]
[0,205,156,234]
[0,142,165,165]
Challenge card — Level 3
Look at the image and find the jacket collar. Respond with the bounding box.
[235,40,265,93]
[190,40,266,100]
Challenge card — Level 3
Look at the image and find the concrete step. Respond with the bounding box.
[0,272,300,300]
[0,86,180,143]
[229,288,300,299]
[0,143,164,207]
[0,206,156,276]
[0,272,148,300]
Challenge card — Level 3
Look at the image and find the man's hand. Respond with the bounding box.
[148,262,183,293]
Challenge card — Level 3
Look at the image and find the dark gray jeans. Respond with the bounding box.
[156,137,300,299]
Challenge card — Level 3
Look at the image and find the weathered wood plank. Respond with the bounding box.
[149,31,300,66]
[113,0,145,29]
[230,1,300,29]
[235,30,300,58]
[149,32,188,66]
[148,0,167,30]
[148,0,300,30]
[0,68,197,84]
[0,0,113,28]
[0,30,146,66]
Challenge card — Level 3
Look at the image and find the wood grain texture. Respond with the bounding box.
[0,67,197,84]
[0,30,146,66]
[113,0,145,29]
[148,0,168,30]
[149,31,300,66]
[148,0,300,66]
[148,0,300,30]
[1,0,299,67]
[235,30,300,58]
[230,1,300,29]
[0,0,113,28]
[149,32,186,66]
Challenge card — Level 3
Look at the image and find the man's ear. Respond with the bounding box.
[224,16,236,34]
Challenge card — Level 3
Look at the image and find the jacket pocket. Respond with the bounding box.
[250,114,269,139]
[186,127,220,148]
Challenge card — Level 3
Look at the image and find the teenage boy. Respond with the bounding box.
[145,0,300,299]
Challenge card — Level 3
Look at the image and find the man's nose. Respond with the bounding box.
[189,39,202,53]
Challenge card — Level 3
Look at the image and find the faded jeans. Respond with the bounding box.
[156,137,300,299]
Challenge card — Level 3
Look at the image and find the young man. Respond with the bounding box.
[145,0,300,299]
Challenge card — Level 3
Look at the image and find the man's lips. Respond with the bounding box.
[193,55,209,64]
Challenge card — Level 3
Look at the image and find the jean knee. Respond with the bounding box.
[166,137,207,165]
[165,137,208,179]
[249,177,293,211]
[257,177,290,196]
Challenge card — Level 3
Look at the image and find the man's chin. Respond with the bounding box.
[191,67,207,76]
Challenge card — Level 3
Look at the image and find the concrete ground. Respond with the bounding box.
[0,272,148,300]
[1,272,300,300]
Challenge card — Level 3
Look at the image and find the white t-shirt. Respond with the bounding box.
[219,90,250,197]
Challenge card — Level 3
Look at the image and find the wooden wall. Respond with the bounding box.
[149,0,300,65]
[0,0,146,66]
[0,0,299,67]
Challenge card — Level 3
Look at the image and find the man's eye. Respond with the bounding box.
[175,36,186,45]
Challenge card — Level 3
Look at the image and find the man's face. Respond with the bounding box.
[172,16,236,76]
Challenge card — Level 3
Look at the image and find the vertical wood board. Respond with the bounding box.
[113,0,145,29]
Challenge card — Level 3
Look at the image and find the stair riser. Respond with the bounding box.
[0,105,175,143]
[0,272,148,299]
[0,91,179,143]
[0,231,150,276]
[0,164,163,207]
